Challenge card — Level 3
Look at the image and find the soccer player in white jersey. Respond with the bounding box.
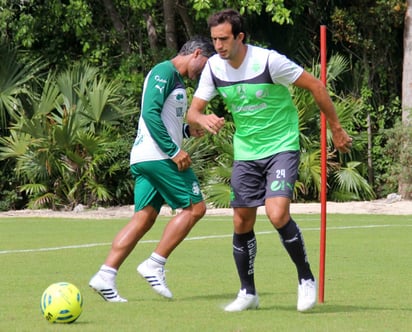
[187,9,352,312]
[89,36,215,302]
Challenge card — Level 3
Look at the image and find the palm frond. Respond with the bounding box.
[331,161,375,201]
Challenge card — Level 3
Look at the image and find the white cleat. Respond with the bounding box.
[137,260,173,299]
[89,273,127,302]
[224,289,259,312]
[297,278,317,312]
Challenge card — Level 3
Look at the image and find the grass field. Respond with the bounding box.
[1,213,411,331]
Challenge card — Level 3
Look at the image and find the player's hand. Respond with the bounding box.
[172,150,192,171]
[331,127,353,153]
[189,126,205,138]
[198,114,225,135]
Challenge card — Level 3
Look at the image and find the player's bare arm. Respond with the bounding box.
[187,97,225,135]
[294,71,353,153]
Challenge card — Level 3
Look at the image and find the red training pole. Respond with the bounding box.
[319,25,328,304]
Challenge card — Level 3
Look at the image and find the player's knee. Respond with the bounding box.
[191,201,206,221]
[267,210,290,228]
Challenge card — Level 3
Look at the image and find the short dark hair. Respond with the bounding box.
[207,9,247,43]
[178,36,216,58]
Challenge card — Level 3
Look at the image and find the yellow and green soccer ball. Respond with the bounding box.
[40,282,83,324]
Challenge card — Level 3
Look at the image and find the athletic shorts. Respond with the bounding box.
[230,151,300,208]
[130,159,203,213]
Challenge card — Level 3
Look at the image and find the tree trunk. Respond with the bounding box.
[102,0,131,54]
[366,112,374,185]
[399,0,412,199]
[144,13,158,53]
[176,3,195,38]
[163,0,177,51]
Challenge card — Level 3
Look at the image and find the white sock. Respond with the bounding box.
[148,252,167,267]
[99,264,117,282]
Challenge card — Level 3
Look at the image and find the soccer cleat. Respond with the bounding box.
[89,273,127,302]
[297,278,317,312]
[224,289,259,312]
[137,260,173,299]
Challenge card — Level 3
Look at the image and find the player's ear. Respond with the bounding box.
[193,48,202,57]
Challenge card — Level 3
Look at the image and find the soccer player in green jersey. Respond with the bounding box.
[187,9,353,312]
[89,36,215,302]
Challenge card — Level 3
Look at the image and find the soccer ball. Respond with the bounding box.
[40,282,83,324]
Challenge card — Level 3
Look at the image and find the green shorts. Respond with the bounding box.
[131,159,203,212]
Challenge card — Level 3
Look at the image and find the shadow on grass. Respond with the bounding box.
[179,292,412,314]
[237,302,412,314]
[306,303,412,314]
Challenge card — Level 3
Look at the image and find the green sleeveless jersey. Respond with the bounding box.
[195,45,303,161]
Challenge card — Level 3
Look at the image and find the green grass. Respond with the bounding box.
[1,214,412,331]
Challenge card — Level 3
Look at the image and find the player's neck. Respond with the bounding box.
[228,44,247,69]
[171,56,186,76]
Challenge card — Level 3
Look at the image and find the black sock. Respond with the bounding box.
[277,219,314,283]
[232,231,257,295]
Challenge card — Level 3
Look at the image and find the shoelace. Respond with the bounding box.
[157,268,168,286]
[300,280,315,296]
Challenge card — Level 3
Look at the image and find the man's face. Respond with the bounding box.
[210,22,243,60]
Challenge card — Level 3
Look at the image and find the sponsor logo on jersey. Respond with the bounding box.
[154,75,167,94]
[155,84,165,94]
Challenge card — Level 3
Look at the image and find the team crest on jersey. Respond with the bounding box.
[192,182,200,195]
[252,62,261,72]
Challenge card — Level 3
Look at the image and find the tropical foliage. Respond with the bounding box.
[0,61,137,209]
[0,0,408,210]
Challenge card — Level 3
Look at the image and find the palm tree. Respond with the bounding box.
[0,44,46,135]
[0,62,137,209]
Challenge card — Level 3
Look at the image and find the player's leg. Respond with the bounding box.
[265,151,316,312]
[136,160,205,299]
[104,207,158,269]
[89,207,158,302]
[232,207,257,295]
[137,201,206,299]
[266,197,315,276]
[224,206,259,312]
[153,201,206,258]
[224,160,264,312]
[89,166,160,302]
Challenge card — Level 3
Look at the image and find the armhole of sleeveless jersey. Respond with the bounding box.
[266,53,275,84]
[207,61,218,88]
